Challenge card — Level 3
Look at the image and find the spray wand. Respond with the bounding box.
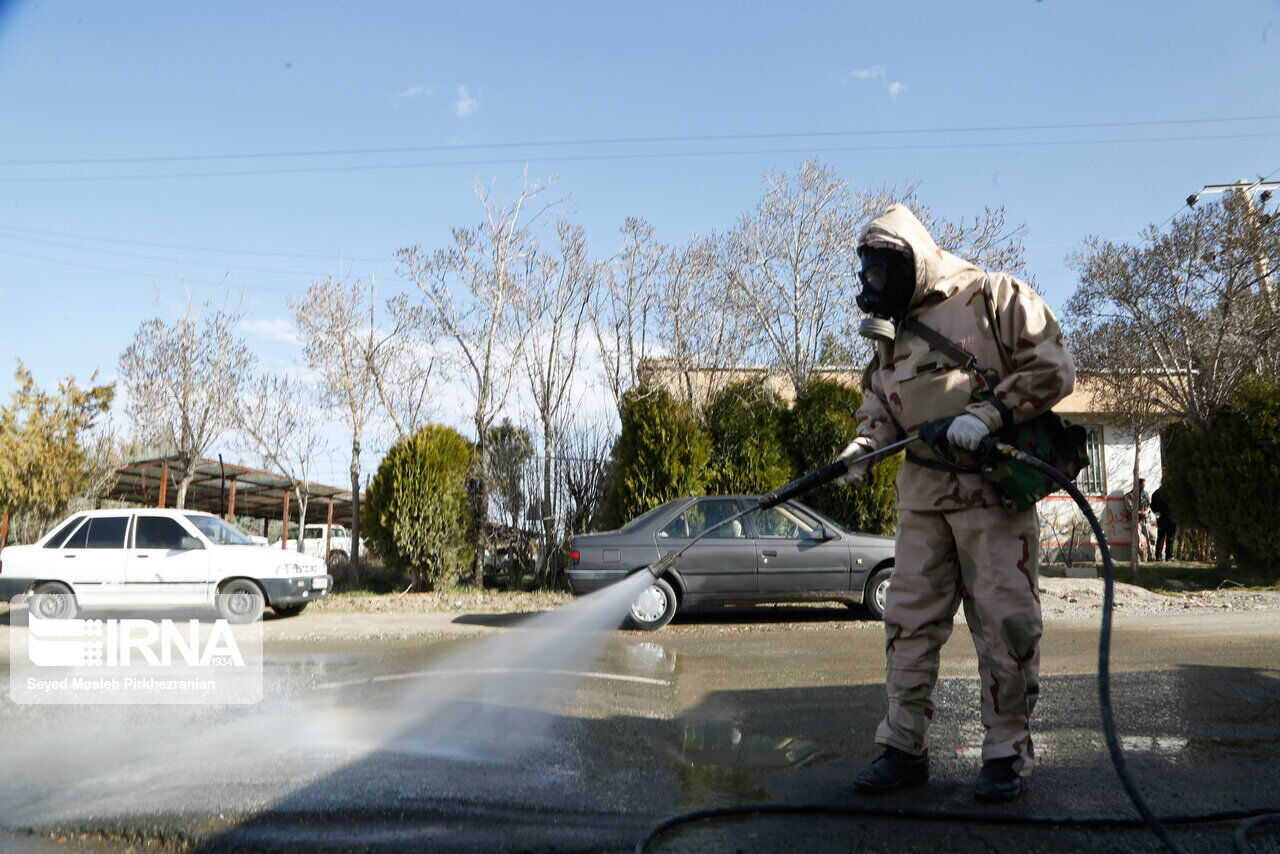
[642,432,922,579]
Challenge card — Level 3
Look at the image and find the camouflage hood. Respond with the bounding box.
[858,204,980,311]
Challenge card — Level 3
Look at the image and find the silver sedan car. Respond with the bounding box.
[567,496,895,630]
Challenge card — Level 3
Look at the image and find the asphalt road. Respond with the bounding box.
[2,604,1278,853]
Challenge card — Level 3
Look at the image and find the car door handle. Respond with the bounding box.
[136,554,149,559]
[761,549,778,557]
[62,554,76,558]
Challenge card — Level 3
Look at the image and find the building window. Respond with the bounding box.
[1076,426,1107,495]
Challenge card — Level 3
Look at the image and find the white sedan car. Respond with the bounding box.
[0,509,332,623]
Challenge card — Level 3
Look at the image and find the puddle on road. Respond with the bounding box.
[667,722,836,807]
[677,722,825,770]
[623,640,678,677]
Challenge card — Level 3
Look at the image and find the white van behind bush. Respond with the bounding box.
[0,509,332,623]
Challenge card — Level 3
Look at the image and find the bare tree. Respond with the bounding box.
[1067,196,1279,433]
[591,216,665,413]
[396,170,558,586]
[236,373,332,552]
[561,423,615,541]
[724,160,861,396]
[373,293,437,440]
[292,276,402,583]
[658,231,749,407]
[517,218,600,583]
[1068,194,1280,568]
[119,293,254,508]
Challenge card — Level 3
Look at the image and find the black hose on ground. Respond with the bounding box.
[633,440,1279,854]
[1008,442,1183,853]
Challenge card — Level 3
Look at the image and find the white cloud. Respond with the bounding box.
[845,65,906,100]
[392,84,435,107]
[240,317,299,345]
[454,85,479,117]
[845,65,885,82]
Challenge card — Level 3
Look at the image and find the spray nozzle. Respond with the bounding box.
[645,553,679,579]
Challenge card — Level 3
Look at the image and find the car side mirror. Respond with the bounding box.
[179,536,203,551]
[817,525,838,541]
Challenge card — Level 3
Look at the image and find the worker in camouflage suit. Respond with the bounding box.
[839,204,1075,802]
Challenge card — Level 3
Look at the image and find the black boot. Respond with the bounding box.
[853,746,928,793]
[973,756,1022,803]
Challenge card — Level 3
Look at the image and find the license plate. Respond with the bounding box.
[312,577,329,590]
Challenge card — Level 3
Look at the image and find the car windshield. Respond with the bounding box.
[184,514,254,546]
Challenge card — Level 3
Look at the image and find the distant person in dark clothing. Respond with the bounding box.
[1150,486,1176,562]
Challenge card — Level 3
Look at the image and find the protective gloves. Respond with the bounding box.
[946,413,990,452]
[836,438,875,486]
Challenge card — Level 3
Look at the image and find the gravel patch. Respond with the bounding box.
[315,589,575,615]
[1038,577,1280,621]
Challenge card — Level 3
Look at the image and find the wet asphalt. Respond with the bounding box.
[1,605,1278,853]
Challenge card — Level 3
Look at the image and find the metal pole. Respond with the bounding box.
[282,488,290,550]
[325,498,334,564]
[227,477,237,523]
[219,454,226,519]
[1236,181,1276,310]
[1190,178,1279,308]
[159,460,169,508]
[0,510,9,550]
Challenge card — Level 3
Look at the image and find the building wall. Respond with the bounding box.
[1037,422,1164,563]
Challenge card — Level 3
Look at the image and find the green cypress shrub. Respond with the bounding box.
[604,387,711,529]
[362,424,474,589]
[785,379,900,536]
[703,381,795,495]
[1164,378,1280,580]
[1161,425,1203,531]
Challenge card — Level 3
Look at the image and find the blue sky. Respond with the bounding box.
[1,0,1277,483]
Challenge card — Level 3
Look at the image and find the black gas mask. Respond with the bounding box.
[856,246,915,347]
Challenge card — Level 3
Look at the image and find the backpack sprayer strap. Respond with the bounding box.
[900,316,1008,426]
[900,316,981,375]
[900,311,1088,512]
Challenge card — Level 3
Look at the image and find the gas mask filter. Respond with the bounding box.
[856,246,915,347]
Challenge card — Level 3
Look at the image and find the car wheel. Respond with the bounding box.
[274,603,308,617]
[865,566,893,621]
[217,579,265,624]
[31,582,77,620]
[626,577,677,631]
[326,550,349,570]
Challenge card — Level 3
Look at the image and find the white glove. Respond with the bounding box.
[946,413,990,452]
[836,438,875,486]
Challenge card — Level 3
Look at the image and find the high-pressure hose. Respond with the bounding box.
[633,431,1279,854]
[987,439,1182,853]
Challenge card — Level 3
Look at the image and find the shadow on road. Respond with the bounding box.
[452,611,554,627]
[674,603,874,626]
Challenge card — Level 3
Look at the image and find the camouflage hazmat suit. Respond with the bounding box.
[854,205,1075,775]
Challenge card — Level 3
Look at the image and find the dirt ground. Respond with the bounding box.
[237,578,1280,643]
[314,577,1280,620]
